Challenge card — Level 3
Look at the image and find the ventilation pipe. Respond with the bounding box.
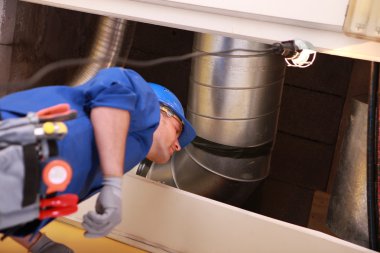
[326,98,369,247]
[69,16,129,86]
[145,34,286,205]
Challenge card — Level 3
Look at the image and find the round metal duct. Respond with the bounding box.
[188,33,285,147]
[69,17,128,86]
[146,33,286,206]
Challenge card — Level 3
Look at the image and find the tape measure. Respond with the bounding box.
[42,160,73,194]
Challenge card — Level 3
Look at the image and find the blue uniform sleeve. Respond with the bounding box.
[79,67,161,133]
[81,67,146,113]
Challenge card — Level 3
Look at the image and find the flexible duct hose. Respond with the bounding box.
[69,17,128,86]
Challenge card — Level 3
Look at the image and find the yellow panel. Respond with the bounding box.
[0,221,146,253]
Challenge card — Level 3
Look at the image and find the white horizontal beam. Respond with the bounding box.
[22,0,380,62]
[62,174,375,253]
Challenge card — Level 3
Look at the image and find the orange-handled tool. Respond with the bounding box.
[39,194,79,220]
[37,103,77,122]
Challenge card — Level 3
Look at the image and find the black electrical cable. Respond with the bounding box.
[1,47,276,93]
[367,61,379,251]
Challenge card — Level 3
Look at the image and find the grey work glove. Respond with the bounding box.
[29,234,74,253]
[82,176,122,238]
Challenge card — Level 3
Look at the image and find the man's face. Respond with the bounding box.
[146,110,182,164]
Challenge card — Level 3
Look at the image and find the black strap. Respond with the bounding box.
[192,136,273,159]
[47,140,58,157]
[22,144,41,207]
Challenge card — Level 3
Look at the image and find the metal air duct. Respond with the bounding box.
[327,98,369,247]
[69,16,129,86]
[145,34,286,205]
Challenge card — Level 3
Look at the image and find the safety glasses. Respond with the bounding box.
[160,106,183,134]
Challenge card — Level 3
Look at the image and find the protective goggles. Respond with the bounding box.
[160,106,183,133]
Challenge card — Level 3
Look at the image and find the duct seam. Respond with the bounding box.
[189,77,285,90]
[182,148,269,182]
[187,107,281,120]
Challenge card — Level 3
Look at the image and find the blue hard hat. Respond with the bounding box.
[149,83,196,148]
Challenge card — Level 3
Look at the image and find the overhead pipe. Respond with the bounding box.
[69,16,129,86]
[326,98,369,247]
[327,63,380,250]
[145,34,286,205]
[188,34,285,147]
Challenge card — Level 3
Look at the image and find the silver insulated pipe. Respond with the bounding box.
[188,34,285,147]
[146,34,286,205]
[69,17,127,86]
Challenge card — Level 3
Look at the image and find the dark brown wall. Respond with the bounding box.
[243,54,355,226]
[9,2,98,89]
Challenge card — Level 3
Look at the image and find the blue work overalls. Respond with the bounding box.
[0,67,160,235]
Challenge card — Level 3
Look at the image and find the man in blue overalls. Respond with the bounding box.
[0,67,196,253]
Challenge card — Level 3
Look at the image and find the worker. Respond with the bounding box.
[0,67,196,253]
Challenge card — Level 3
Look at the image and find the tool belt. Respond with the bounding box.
[0,104,78,236]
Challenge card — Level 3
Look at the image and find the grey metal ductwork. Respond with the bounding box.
[327,98,369,247]
[188,34,285,147]
[69,16,128,86]
[146,34,286,205]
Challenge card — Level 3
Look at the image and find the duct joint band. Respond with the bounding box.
[192,136,273,159]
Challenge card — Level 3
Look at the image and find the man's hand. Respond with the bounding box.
[82,177,122,238]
